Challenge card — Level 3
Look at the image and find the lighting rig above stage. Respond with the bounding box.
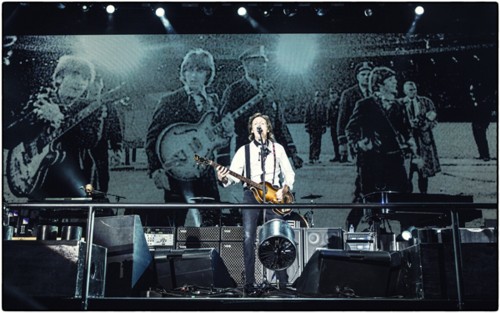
[3,2,497,35]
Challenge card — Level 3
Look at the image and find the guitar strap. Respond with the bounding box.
[245,144,251,181]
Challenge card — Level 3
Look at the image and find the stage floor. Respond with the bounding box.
[4,286,498,311]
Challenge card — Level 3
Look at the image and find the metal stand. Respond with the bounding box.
[257,129,270,289]
[81,204,96,310]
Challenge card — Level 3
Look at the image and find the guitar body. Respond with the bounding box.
[6,142,63,197]
[249,182,294,216]
[194,154,295,216]
[156,112,231,181]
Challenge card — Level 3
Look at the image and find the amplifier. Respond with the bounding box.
[177,227,220,242]
[345,232,376,251]
[221,226,244,241]
[438,227,497,243]
[177,241,220,253]
[144,227,175,247]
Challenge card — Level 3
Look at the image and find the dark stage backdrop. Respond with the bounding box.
[2,34,497,206]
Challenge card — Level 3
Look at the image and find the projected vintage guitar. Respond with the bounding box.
[194,154,293,216]
[6,85,128,197]
[156,81,275,181]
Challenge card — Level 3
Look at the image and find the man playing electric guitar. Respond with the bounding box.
[216,113,295,294]
[145,48,234,227]
[5,55,121,199]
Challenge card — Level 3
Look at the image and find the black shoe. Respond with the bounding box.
[329,157,340,162]
[244,283,258,295]
[309,159,315,164]
[339,155,348,163]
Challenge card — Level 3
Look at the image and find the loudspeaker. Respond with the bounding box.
[177,227,220,241]
[295,249,401,297]
[303,228,344,264]
[219,241,263,286]
[153,248,235,290]
[398,243,498,299]
[3,240,106,298]
[265,228,303,284]
[93,215,153,296]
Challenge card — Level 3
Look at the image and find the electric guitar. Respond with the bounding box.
[194,154,293,216]
[156,90,267,181]
[6,85,128,197]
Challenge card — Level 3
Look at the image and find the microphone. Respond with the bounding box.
[257,126,262,134]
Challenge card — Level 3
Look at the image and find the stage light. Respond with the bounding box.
[283,7,297,17]
[202,5,214,16]
[401,226,417,241]
[473,55,480,61]
[364,8,373,17]
[415,6,424,15]
[56,3,66,10]
[106,4,115,14]
[237,7,247,16]
[262,8,271,17]
[314,7,327,17]
[155,7,165,17]
[80,4,92,12]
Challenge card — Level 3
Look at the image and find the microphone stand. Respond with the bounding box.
[257,129,271,290]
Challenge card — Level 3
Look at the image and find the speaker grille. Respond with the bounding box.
[304,228,344,264]
[177,241,220,253]
[221,226,244,241]
[219,241,263,286]
[177,227,220,241]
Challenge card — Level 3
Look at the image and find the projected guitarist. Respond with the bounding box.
[146,48,233,227]
[215,113,295,294]
[5,55,123,200]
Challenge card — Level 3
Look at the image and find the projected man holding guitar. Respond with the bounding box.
[146,48,234,227]
[5,55,124,199]
[213,113,295,294]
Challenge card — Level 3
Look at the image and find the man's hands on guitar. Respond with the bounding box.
[33,95,64,129]
[152,169,170,190]
[216,165,229,184]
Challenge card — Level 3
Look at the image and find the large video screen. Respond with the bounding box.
[2,34,497,227]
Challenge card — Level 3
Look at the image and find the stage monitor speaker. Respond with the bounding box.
[219,241,263,286]
[153,248,236,290]
[398,243,498,299]
[3,240,106,298]
[295,249,401,297]
[303,228,344,264]
[265,228,303,284]
[93,215,153,296]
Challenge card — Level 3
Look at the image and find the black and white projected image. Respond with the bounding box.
[2,33,497,228]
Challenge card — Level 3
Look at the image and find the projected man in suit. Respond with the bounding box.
[145,48,234,227]
[220,45,303,169]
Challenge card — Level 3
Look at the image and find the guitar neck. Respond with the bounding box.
[206,159,261,189]
[39,87,124,147]
[213,93,264,134]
